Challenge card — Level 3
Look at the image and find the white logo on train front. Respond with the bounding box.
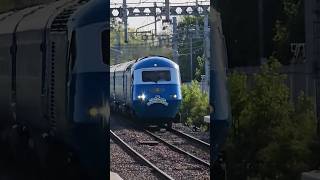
[147,95,168,106]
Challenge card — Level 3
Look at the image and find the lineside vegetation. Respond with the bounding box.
[226,58,319,180]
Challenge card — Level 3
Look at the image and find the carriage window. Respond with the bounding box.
[142,70,171,82]
[101,29,108,64]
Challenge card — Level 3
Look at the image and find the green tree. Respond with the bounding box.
[177,16,204,82]
[180,81,209,130]
[226,59,317,180]
[227,71,249,137]
[272,0,304,64]
[110,19,172,65]
[194,55,205,82]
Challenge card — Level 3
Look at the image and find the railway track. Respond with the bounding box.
[145,128,210,166]
[168,128,210,148]
[171,123,210,144]
[110,130,173,180]
[110,115,210,179]
[119,116,210,166]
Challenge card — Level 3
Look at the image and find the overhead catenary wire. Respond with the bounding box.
[110,40,204,49]
[110,6,209,67]
[131,0,153,10]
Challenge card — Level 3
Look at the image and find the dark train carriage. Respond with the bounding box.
[0,0,108,179]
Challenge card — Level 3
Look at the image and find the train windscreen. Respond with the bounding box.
[142,70,171,82]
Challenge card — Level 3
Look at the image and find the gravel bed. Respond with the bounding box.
[113,128,210,180]
[110,139,161,180]
[110,113,209,145]
[152,130,210,163]
[172,123,210,143]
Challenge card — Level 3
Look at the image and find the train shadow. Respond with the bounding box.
[110,112,171,133]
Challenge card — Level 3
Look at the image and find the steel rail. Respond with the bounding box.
[110,130,174,180]
[144,129,210,167]
[167,127,210,148]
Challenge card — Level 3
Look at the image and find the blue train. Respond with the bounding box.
[0,0,107,179]
[110,56,182,127]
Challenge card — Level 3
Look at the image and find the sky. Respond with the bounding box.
[110,0,210,31]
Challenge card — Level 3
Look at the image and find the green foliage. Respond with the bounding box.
[177,16,204,82]
[178,16,204,29]
[228,71,249,137]
[194,56,205,81]
[180,81,209,130]
[272,0,304,64]
[226,58,317,180]
[110,19,144,47]
[110,19,173,65]
[110,45,173,65]
[283,0,301,18]
[273,20,288,47]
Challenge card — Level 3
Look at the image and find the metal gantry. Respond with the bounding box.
[111,1,211,83]
[110,5,210,18]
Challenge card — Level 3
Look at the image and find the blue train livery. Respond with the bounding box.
[110,56,182,127]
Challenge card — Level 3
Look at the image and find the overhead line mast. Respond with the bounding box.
[111,1,209,44]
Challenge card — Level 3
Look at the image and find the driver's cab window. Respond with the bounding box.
[142,70,171,83]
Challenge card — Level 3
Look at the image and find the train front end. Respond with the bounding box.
[131,57,182,124]
[66,0,108,178]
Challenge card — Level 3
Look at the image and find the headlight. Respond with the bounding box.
[89,106,109,118]
[89,107,99,117]
[170,94,177,99]
[137,93,146,101]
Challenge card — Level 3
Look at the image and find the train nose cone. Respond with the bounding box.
[133,94,181,120]
[146,95,169,107]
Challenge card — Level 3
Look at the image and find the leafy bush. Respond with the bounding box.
[194,56,205,82]
[227,71,249,137]
[180,81,209,130]
[226,58,317,180]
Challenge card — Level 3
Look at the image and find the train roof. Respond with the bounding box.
[0,6,41,34]
[132,56,179,70]
[0,0,106,36]
[0,0,69,34]
[110,56,179,73]
[70,0,107,29]
[110,60,135,72]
